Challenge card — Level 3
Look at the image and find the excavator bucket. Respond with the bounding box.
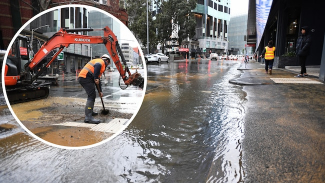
[125,72,144,89]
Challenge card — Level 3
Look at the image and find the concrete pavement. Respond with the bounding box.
[230,60,325,182]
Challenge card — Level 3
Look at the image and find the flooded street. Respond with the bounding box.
[0,59,247,182]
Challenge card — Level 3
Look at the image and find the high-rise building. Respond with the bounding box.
[0,0,128,50]
[149,0,231,57]
[120,43,133,63]
[88,10,120,62]
[191,0,231,56]
[228,14,248,55]
[24,7,91,74]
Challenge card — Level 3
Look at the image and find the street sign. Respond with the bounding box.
[203,48,206,52]
[58,52,64,60]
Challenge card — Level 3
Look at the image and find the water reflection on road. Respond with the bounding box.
[0,60,247,182]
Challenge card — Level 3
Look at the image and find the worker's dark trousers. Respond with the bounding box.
[78,77,96,101]
[265,59,274,71]
[298,56,307,74]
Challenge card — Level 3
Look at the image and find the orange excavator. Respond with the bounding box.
[4,26,144,104]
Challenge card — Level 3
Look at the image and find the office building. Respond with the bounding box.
[247,0,325,81]
[191,0,231,56]
[0,0,128,50]
[228,14,248,55]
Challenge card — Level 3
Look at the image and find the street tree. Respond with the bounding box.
[155,0,173,54]
[155,0,197,51]
[125,0,157,53]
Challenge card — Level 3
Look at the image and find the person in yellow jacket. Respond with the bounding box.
[78,54,110,124]
[260,40,276,75]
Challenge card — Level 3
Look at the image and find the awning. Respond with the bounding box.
[179,48,189,52]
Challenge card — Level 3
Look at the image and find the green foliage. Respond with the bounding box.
[282,51,296,57]
[125,0,157,52]
[126,0,197,53]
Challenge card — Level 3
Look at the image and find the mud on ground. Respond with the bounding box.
[9,97,133,147]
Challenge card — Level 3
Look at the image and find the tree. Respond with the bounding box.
[125,0,157,53]
[173,0,197,45]
[155,0,173,53]
[155,0,197,50]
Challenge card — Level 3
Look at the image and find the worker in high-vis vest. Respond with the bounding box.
[78,54,110,124]
[260,40,276,75]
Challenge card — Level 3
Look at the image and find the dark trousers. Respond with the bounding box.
[265,59,274,71]
[298,56,307,74]
[78,77,96,101]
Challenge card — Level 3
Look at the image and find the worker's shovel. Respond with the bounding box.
[95,83,109,115]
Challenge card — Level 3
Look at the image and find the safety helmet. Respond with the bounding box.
[101,54,110,66]
[101,54,110,60]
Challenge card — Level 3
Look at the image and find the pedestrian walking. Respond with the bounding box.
[260,40,276,75]
[78,54,111,124]
[295,26,312,77]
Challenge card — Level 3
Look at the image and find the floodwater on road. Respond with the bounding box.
[0,60,247,182]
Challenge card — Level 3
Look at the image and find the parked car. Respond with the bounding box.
[237,55,245,60]
[220,55,227,60]
[145,53,169,64]
[145,54,158,63]
[156,53,169,63]
[228,55,237,60]
[210,53,219,60]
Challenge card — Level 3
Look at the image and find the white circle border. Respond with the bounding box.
[1,4,147,150]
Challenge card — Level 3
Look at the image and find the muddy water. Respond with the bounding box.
[0,60,247,182]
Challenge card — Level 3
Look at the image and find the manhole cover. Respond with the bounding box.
[270,78,323,84]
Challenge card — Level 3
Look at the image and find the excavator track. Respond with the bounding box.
[6,85,50,104]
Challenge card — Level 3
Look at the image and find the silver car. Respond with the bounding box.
[156,53,169,63]
[145,54,159,63]
[145,53,169,64]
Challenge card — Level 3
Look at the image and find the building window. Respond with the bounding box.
[209,0,213,7]
[218,5,223,12]
[85,45,88,56]
[197,0,204,5]
[214,3,218,10]
[224,6,228,13]
[206,41,210,48]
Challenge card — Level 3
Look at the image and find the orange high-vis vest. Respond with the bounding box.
[78,58,106,78]
[265,46,275,60]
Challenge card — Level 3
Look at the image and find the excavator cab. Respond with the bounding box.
[5,35,50,103]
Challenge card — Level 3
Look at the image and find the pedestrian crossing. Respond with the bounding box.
[270,78,323,84]
[53,118,129,133]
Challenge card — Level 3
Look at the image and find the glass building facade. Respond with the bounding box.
[228,14,248,55]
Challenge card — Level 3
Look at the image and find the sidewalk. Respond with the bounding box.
[229,60,324,85]
[230,60,325,182]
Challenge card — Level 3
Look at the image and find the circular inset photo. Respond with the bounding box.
[2,5,147,149]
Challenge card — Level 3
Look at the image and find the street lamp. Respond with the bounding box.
[30,25,49,59]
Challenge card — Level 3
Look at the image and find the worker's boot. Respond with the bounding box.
[84,100,100,124]
[92,111,98,116]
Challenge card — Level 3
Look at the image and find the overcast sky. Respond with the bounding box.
[230,0,249,17]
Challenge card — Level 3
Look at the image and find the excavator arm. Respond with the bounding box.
[28,26,143,87]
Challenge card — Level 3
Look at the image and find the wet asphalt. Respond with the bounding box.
[232,60,325,182]
[0,59,324,182]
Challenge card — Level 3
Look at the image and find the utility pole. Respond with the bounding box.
[147,0,149,54]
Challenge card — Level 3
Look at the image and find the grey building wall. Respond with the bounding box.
[88,10,121,68]
[228,14,248,55]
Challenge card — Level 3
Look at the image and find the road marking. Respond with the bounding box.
[52,118,129,133]
[270,78,323,84]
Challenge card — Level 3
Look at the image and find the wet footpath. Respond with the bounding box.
[232,61,325,182]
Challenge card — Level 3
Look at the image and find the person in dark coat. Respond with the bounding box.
[295,26,312,77]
